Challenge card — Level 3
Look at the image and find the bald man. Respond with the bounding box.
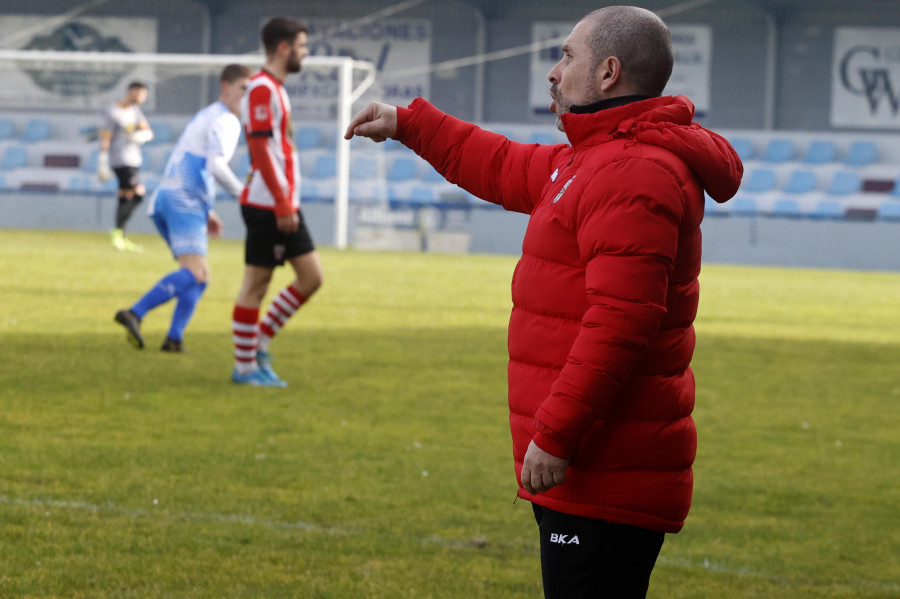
[346,6,743,598]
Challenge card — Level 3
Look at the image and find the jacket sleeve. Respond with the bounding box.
[396,98,566,215]
[531,157,687,460]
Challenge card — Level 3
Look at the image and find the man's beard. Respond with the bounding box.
[550,78,600,133]
[287,52,302,73]
[550,84,573,132]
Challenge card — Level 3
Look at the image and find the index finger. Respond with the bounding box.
[344,104,374,140]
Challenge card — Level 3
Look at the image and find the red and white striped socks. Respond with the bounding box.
[258,286,307,353]
[232,305,259,376]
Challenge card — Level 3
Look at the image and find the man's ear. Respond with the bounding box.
[597,56,623,93]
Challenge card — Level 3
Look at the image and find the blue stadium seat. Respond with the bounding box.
[310,154,336,179]
[0,175,8,189]
[232,153,251,179]
[152,151,172,175]
[294,127,321,150]
[82,149,99,172]
[730,197,759,216]
[79,125,100,142]
[811,200,843,220]
[771,198,802,218]
[148,122,174,145]
[142,176,159,194]
[68,176,93,193]
[0,145,28,170]
[784,170,817,194]
[386,157,417,181]
[704,193,727,216]
[301,181,319,200]
[802,140,836,164]
[350,155,378,180]
[423,164,446,183]
[351,182,388,202]
[876,202,900,221]
[408,186,436,203]
[529,131,558,145]
[728,137,754,161]
[742,168,777,192]
[761,138,794,163]
[20,119,50,143]
[844,141,876,166]
[0,119,15,141]
[827,171,861,195]
[382,138,404,152]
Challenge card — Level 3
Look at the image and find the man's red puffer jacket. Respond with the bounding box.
[397,96,742,533]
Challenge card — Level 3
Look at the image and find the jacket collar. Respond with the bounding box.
[560,95,696,149]
[569,94,652,115]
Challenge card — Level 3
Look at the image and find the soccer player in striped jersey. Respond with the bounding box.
[231,17,322,387]
[113,64,252,353]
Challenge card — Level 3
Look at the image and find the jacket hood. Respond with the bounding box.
[560,95,743,203]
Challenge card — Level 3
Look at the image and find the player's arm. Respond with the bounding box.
[97,128,114,182]
[130,119,154,145]
[206,114,245,199]
[207,209,224,238]
[245,85,297,231]
[208,153,244,198]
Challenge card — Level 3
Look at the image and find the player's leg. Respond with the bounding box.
[111,167,146,252]
[256,210,321,381]
[110,168,133,250]
[160,207,212,351]
[231,204,284,387]
[258,250,321,350]
[121,176,146,253]
[232,265,282,385]
[113,200,200,349]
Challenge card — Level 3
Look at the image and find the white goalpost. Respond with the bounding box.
[0,49,377,249]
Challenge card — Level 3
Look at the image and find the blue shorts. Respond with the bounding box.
[151,190,209,257]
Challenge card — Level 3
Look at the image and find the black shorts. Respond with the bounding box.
[241,204,315,268]
[114,166,141,191]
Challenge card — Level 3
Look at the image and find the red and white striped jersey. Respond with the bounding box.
[240,70,300,213]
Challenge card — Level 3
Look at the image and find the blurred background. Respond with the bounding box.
[1,0,899,268]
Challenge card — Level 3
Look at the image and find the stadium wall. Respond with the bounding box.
[1,192,897,271]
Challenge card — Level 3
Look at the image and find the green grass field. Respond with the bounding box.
[1,229,898,598]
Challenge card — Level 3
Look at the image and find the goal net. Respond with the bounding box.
[0,49,377,249]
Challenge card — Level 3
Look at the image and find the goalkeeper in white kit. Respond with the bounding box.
[97,80,154,252]
[113,64,252,352]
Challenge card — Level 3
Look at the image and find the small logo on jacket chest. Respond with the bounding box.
[553,175,576,204]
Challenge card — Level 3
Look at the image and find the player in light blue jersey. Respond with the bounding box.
[114,64,252,353]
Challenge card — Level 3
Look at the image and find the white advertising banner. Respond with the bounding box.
[288,18,432,121]
[0,16,158,111]
[529,22,712,117]
[831,27,900,129]
[528,22,573,116]
[664,26,712,117]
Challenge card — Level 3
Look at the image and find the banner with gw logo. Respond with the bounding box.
[0,16,157,111]
[831,27,900,129]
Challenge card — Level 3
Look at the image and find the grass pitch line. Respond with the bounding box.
[4,494,899,595]
[0,494,359,536]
